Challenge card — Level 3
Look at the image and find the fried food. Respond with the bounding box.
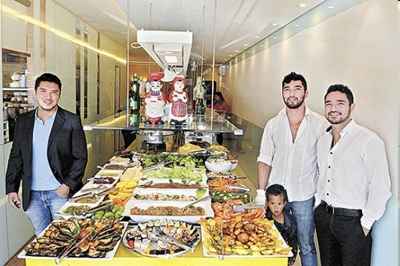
[130,206,205,216]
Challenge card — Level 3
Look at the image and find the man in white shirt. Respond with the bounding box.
[257,72,325,266]
[315,84,391,266]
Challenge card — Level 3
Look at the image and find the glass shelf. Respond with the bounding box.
[2,87,32,91]
[83,110,244,135]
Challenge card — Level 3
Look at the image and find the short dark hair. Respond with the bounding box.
[265,184,289,202]
[34,73,62,91]
[282,72,307,91]
[214,91,225,101]
[324,84,354,105]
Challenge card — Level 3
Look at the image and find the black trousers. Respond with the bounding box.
[314,203,372,266]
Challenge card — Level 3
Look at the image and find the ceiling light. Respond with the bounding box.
[244,43,249,47]
[272,23,279,26]
[295,24,300,27]
[137,30,192,73]
[272,36,277,40]
[130,42,141,49]
[234,50,239,53]
[2,4,126,64]
[299,3,307,8]
[327,5,335,9]
[255,35,260,38]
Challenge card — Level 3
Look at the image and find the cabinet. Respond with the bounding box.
[1,48,35,144]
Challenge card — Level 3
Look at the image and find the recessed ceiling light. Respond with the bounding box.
[272,36,277,40]
[255,35,260,38]
[295,24,300,27]
[244,43,249,47]
[299,3,307,8]
[272,23,279,26]
[328,5,334,9]
[130,42,141,49]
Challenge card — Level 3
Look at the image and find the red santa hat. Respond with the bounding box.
[149,72,164,82]
[172,74,185,86]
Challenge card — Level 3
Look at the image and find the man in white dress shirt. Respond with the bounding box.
[315,84,391,266]
[257,72,325,266]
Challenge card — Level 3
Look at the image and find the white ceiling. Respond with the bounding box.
[54,0,325,63]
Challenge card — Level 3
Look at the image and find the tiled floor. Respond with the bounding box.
[5,256,25,266]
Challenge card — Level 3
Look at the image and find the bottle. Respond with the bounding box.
[129,74,140,127]
[195,98,205,115]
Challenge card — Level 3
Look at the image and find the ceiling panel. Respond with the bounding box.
[54,0,326,63]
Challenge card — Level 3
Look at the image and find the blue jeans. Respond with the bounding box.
[287,197,318,266]
[25,190,68,235]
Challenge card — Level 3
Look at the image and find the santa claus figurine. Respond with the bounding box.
[169,74,188,125]
[144,72,165,125]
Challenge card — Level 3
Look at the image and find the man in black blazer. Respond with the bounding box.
[5,73,87,235]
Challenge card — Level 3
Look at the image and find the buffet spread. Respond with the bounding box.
[20,143,292,265]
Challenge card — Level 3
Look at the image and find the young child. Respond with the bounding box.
[265,184,298,266]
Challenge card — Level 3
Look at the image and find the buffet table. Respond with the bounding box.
[22,147,289,266]
[26,245,287,266]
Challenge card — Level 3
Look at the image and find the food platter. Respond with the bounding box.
[201,217,292,258]
[122,220,201,257]
[140,166,207,187]
[123,199,214,223]
[18,219,127,260]
[133,188,209,202]
[96,169,124,177]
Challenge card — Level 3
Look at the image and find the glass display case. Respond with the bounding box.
[82,0,243,147]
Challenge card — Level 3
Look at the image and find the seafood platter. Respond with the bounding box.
[122,220,201,257]
[19,218,127,260]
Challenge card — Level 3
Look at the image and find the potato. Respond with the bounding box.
[237,232,249,244]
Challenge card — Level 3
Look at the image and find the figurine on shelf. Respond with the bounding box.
[144,72,165,125]
[169,74,188,126]
[193,76,206,115]
[193,76,205,100]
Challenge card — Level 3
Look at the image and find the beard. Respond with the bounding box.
[326,111,351,125]
[284,95,305,109]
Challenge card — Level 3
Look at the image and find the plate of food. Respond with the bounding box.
[140,166,207,188]
[205,158,238,173]
[123,199,214,223]
[19,218,127,260]
[133,188,208,202]
[201,216,292,258]
[96,169,124,178]
[122,220,201,257]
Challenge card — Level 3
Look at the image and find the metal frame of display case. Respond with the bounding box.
[83,110,244,136]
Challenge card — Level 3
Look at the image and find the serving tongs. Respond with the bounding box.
[55,230,93,264]
[71,186,114,201]
[143,160,174,172]
[152,228,193,251]
[80,200,113,217]
[182,195,211,209]
[232,203,265,213]
[225,184,250,193]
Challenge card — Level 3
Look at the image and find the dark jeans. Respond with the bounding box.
[315,202,372,266]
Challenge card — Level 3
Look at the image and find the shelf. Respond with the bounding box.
[83,110,244,135]
[2,87,32,91]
